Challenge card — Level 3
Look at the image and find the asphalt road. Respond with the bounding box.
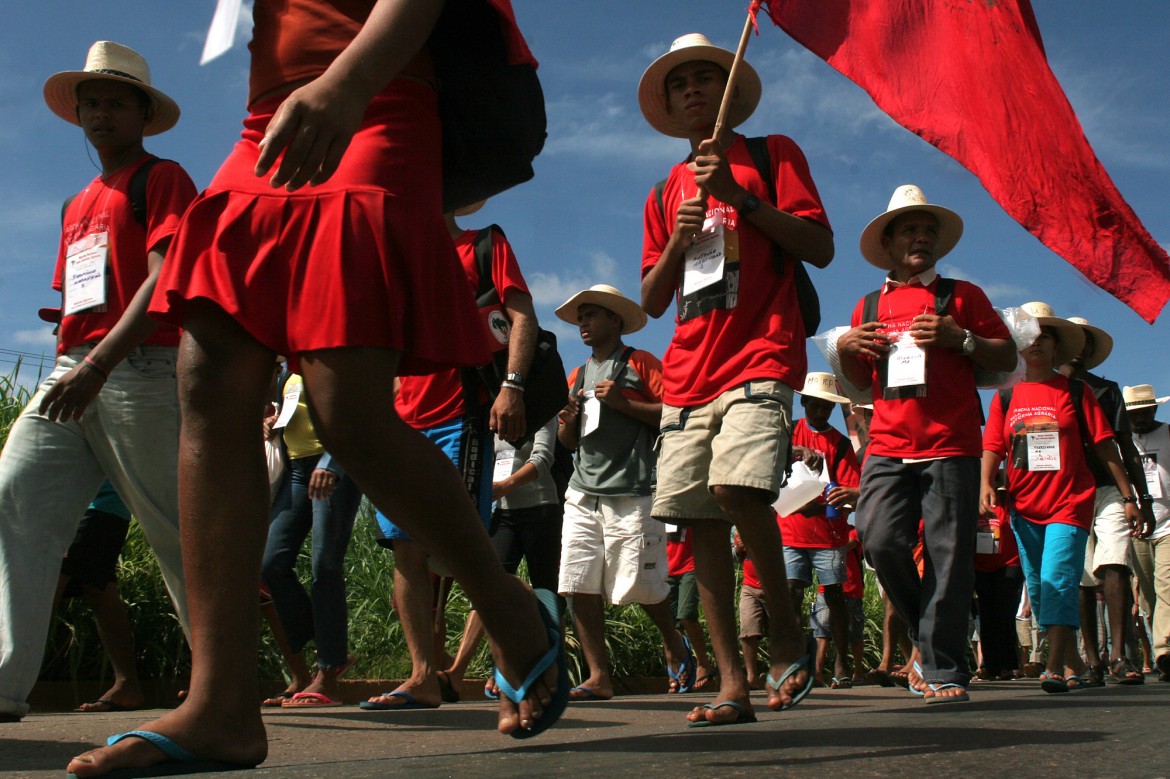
[4,679,1168,778]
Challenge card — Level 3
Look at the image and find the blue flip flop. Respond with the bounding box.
[569,685,612,701]
[908,661,926,697]
[358,690,438,711]
[493,588,569,740]
[687,700,757,728]
[668,634,696,694]
[765,635,816,712]
[66,730,253,777]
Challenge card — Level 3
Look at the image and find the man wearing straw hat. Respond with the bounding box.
[837,185,1016,703]
[1059,316,1154,685]
[0,41,195,722]
[554,285,692,701]
[639,33,834,725]
[1124,384,1170,681]
[780,372,861,689]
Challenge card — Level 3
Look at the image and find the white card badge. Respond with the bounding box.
[273,383,303,429]
[1026,431,1060,471]
[493,451,516,483]
[886,332,926,388]
[682,216,726,296]
[580,391,602,439]
[63,232,109,316]
[1142,454,1163,499]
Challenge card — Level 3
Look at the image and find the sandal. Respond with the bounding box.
[1039,671,1069,693]
[1108,656,1145,685]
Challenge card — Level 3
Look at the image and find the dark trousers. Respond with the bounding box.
[491,503,563,593]
[856,455,979,685]
[974,565,1025,676]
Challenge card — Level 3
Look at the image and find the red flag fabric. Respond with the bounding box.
[754,0,1170,322]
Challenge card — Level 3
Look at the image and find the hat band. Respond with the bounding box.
[89,68,145,84]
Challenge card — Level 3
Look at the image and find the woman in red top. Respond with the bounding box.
[982,306,1141,693]
[67,3,562,776]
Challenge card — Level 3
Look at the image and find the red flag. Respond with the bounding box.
[753,0,1170,322]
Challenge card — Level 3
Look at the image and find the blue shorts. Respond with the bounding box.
[810,592,864,643]
[783,546,846,586]
[374,414,492,544]
[1012,511,1088,630]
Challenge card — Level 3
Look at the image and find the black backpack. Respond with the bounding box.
[469,225,567,446]
[429,1,546,213]
[651,136,821,336]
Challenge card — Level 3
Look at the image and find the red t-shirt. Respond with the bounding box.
[983,375,1114,530]
[641,134,831,406]
[667,527,695,576]
[974,500,1021,572]
[819,527,864,599]
[248,0,537,106]
[851,276,1010,459]
[54,156,195,352]
[779,419,861,548]
[396,227,530,429]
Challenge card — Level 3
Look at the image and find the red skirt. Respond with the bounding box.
[149,79,489,377]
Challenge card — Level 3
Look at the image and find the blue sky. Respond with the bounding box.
[2,2,1167,414]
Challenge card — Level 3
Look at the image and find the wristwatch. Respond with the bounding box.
[504,371,525,387]
[960,329,976,356]
[738,193,761,217]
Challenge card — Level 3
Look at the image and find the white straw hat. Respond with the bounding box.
[1065,316,1113,370]
[44,41,180,136]
[555,284,647,335]
[1020,302,1085,366]
[859,185,964,269]
[1123,384,1170,410]
[638,33,762,139]
[800,372,850,404]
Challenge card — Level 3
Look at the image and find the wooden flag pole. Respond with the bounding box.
[697,12,756,201]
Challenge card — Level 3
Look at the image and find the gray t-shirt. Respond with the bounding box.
[567,347,660,497]
[495,418,559,510]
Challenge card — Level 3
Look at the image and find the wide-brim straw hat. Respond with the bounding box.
[860,185,964,269]
[800,372,850,404]
[1065,316,1113,370]
[638,33,762,139]
[1020,301,1085,367]
[44,41,180,136]
[555,284,647,335]
[1123,384,1170,410]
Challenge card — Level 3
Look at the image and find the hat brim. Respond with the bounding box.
[859,204,963,269]
[1126,397,1170,410]
[638,46,761,139]
[1028,316,1085,367]
[43,71,180,136]
[555,291,647,335]
[1074,323,1113,370]
[800,388,851,405]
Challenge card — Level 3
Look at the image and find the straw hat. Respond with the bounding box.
[800,372,850,404]
[1123,384,1170,410]
[1020,301,1085,366]
[44,41,180,136]
[555,284,647,334]
[1065,316,1113,370]
[859,185,964,269]
[638,33,762,139]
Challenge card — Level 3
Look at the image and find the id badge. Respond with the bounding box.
[580,391,601,438]
[1142,454,1163,499]
[975,531,997,555]
[1026,431,1060,471]
[887,332,926,389]
[273,383,303,429]
[63,231,109,316]
[683,215,734,296]
[493,451,516,483]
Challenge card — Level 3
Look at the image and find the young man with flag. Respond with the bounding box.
[639,33,833,726]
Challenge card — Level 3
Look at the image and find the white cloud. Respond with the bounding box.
[12,327,56,348]
[939,263,1028,304]
[526,250,621,309]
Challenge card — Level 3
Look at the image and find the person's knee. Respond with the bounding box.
[711,484,771,519]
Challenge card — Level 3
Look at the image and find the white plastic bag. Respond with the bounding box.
[773,460,828,517]
[811,326,873,405]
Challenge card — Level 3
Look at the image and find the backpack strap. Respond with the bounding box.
[743,136,777,204]
[60,157,166,229]
[473,225,504,307]
[653,178,667,222]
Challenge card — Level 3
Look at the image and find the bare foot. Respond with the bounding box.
[487,585,562,736]
[765,638,812,711]
[76,685,144,713]
[686,698,754,725]
[364,677,442,709]
[65,704,267,776]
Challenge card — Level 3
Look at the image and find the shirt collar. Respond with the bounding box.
[883,266,938,291]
